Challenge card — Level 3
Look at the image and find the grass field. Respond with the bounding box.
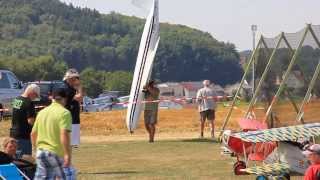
[74,139,250,180]
[73,139,305,180]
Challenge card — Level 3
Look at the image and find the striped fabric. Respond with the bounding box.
[232,123,320,143]
[240,162,290,175]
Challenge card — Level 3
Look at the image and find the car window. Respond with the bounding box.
[0,72,11,89]
[7,72,21,89]
[38,84,51,95]
[53,82,64,89]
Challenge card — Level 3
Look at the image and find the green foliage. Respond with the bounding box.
[80,68,133,97]
[104,71,133,95]
[0,0,243,88]
[0,55,67,81]
[80,67,105,97]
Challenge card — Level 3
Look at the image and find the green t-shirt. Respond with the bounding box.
[32,101,72,157]
[144,87,160,111]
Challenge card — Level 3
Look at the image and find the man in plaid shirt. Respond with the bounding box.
[31,88,72,179]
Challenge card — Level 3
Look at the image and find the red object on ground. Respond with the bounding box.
[226,118,276,161]
[238,118,268,131]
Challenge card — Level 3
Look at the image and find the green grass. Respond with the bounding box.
[73,139,254,180]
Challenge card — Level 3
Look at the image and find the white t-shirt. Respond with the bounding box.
[196,87,216,112]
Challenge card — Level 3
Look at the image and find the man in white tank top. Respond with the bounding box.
[196,80,216,139]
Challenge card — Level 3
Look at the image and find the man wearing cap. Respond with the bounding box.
[196,80,217,139]
[10,84,40,155]
[31,88,72,180]
[143,80,160,143]
[303,144,320,180]
[62,68,83,146]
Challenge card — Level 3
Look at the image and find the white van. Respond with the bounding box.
[0,70,23,114]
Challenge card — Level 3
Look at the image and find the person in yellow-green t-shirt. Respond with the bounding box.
[31,88,72,180]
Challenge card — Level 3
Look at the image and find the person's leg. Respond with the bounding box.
[199,112,205,138]
[144,111,151,134]
[208,110,215,138]
[145,122,151,133]
[148,110,157,143]
[149,124,155,142]
[34,150,48,180]
[16,139,32,156]
[71,124,80,147]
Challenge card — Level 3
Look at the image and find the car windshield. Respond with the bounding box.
[54,82,64,88]
[38,84,51,95]
[0,72,11,88]
[33,81,64,95]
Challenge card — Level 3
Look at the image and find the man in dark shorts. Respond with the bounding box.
[143,80,160,143]
[61,68,83,146]
[10,84,40,155]
[196,80,216,139]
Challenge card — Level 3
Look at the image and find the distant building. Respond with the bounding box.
[180,82,203,98]
[224,82,252,97]
[180,81,226,98]
[157,82,184,97]
[285,70,305,89]
[158,81,227,99]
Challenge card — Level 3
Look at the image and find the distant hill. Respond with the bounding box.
[0,0,243,86]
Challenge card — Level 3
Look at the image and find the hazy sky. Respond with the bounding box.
[61,0,320,50]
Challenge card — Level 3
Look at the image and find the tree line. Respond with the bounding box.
[0,0,244,97]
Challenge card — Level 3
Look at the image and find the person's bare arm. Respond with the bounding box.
[30,131,37,150]
[147,87,160,97]
[27,117,35,125]
[60,129,71,167]
[196,90,203,104]
[74,86,84,102]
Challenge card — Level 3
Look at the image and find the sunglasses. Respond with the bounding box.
[304,145,320,155]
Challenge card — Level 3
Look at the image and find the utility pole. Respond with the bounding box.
[251,25,258,96]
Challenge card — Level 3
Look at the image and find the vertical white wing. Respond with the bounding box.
[132,0,153,12]
[126,0,160,132]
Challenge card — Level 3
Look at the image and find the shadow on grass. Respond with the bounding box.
[182,138,218,143]
[79,171,139,175]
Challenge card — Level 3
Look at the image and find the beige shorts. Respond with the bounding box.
[144,110,158,125]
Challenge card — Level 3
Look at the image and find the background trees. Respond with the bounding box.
[0,0,244,97]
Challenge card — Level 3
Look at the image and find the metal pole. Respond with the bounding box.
[264,25,310,120]
[296,58,320,123]
[296,25,320,123]
[219,37,263,138]
[252,25,258,96]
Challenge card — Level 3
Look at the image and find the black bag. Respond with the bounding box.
[0,151,12,165]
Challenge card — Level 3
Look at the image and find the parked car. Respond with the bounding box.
[159,101,183,110]
[0,70,24,115]
[112,95,130,110]
[83,96,115,112]
[25,81,64,110]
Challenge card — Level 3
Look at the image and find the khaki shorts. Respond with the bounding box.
[200,110,215,122]
[144,110,158,125]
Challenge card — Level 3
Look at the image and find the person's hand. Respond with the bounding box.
[63,155,71,167]
[74,94,83,102]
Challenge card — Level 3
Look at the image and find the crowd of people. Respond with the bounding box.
[1,68,82,179]
[0,71,320,179]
